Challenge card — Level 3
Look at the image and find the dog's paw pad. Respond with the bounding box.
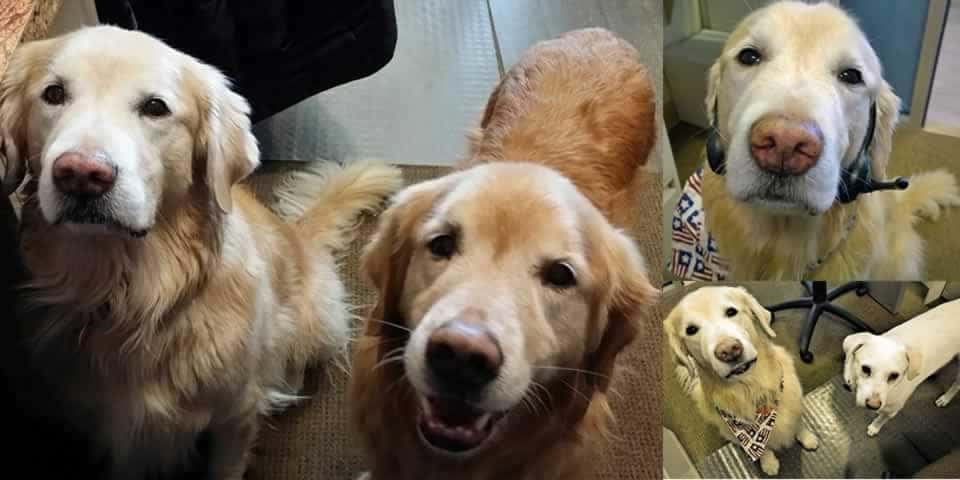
[760,455,780,476]
[799,433,819,451]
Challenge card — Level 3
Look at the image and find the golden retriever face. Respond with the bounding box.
[665,286,776,381]
[706,1,900,215]
[0,26,258,237]
[363,162,654,457]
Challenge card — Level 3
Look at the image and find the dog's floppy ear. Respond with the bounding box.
[842,331,872,357]
[584,228,658,392]
[904,344,924,381]
[663,305,696,374]
[360,175,457,341]
[704,58,724,128]
[869,80,901,177]
[735,286,776,338]
[0,40,55,195]
[187,61,260,213]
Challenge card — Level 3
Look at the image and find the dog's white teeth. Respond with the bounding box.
[473,413,492,431]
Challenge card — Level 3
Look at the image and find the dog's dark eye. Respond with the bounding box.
[685,325,699,336]
[736,48,763,66]
[862,365,871,376]
[140,98,171,118]
[41,84,66,105]
[725,307,738,317]
[838,68,864,85]
[427,234,457,259]
[888,372,899,383]
[541,261,577,289]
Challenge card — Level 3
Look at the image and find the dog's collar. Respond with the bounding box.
[714,371,785,462]
[705,101,908,206]
[803,208,858,276]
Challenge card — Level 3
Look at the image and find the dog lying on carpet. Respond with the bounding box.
[0,25,401,479]
[842,298,960,437]
[670,0,960,281]
[349,28,658,480]
[665,286,818,476]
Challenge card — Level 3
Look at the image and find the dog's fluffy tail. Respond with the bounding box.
[894,169,960,223]
[290,161,404,250]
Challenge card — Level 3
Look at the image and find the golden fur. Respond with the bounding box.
[349,28,657,480]
[664,286,818,476]
[0,26,401,479]
[701,1,959,280]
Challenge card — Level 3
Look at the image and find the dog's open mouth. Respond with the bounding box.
[726,358,757,378]
[416,396,506,455]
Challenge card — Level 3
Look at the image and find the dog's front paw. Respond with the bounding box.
[760,451,780,476]
[936,392,955,407]
[866,423,882,437]
[797,429,819,451]
[356,473,371,480]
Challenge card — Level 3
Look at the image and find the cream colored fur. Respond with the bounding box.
[701,0,960,280]
[0,25,402,479]
[665,286,818,476]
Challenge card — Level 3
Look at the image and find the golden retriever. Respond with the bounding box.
[698,0,959,280]
[0,25,401,479]
[348,28,658,480]
[664,286,818,476]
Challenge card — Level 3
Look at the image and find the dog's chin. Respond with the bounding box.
[415,394,510,458]
[51,199,150,239]
[58,218,149,238]
[720,357,758,381]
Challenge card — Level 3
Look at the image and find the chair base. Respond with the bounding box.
[766,281,876,363]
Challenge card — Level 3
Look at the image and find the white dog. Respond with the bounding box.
[665,286,818,476]
[842,298,960,437]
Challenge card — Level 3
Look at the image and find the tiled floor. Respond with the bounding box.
[252,0,666,168]
[926,1,960,136]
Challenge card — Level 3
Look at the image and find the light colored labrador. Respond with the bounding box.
[699,0,959,280]
[842,298,960,436]
[665,285,818,476]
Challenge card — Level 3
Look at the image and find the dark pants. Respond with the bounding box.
[95,0,398,123]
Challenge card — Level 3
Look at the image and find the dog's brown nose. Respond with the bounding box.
[750,115,823,176]
[426,316,502,393]
[866,396,882,410]
[715,338,743,363]
[52,152,116,197]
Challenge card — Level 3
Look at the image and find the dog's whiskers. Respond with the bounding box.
[561,379,593,405]
[533,365,610,380]
[366,318,412,333]
[373,347,407,371]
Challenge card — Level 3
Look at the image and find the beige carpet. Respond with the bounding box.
[246,163,664,480]
[668,125,960,280]
[660,281,930,467]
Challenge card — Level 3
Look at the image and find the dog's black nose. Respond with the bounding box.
[714,338,743,363]
[426,318,502,394]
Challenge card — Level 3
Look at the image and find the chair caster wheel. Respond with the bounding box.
[800,351,814,363]
[856,286,869,296]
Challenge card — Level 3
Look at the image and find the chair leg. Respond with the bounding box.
[798,304,824,364]
[826,281,869,301]
[822,303,877,334]
[767,299,814,325]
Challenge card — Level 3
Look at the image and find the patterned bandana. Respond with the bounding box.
[670,167,729,281]
[714,373,785,462]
